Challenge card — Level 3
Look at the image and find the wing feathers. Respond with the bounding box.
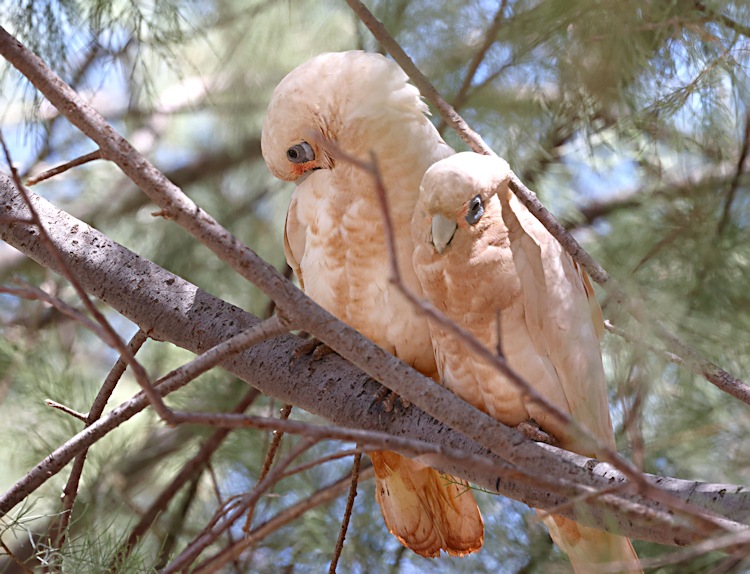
[501,190,615,452]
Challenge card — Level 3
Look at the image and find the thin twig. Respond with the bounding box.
[159,438,317,574]
[55,330,149,549]
[113,387,261,566]
[44,400,87,422]
[280,448,364,481]
[243,403,293,532]
[26,149,103,186]
[192,465,375,574]
[329,451,362,574]
[436,0,508,133]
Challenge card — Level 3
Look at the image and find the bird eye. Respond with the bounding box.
[286,142,315,164]
[465,195,484,225]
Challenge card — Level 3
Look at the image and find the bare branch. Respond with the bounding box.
[329,452,362,574]
[160,438,316,574]
[1,175,748,546]
[25,149,103,186]
[192,465,376,574]
[114,387,261,566]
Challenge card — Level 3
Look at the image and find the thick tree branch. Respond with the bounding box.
[0,26,609,503]
[1,174,748,547]
[2,21,750,550]
[0,25,681,529]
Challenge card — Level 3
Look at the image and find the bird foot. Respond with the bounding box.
[289,336,335,366]
[373,384,410,413]
[516,420,558,446]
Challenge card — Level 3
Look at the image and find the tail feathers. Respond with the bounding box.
[371,450,484,558]
[543,513,642,573]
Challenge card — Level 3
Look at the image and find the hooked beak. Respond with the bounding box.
[431,214,457,254]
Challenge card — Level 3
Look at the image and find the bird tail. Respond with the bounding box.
[370,450,484,557]
[543,513,642,573]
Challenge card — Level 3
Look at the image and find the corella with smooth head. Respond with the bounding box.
[412,152,642,573]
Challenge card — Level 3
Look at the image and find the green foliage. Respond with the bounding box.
[1,0,749,572]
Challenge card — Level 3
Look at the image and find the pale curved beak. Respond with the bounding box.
[431,214,457,254]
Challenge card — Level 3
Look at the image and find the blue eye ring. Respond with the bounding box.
[287,141,315,164]
[465,195,484,225]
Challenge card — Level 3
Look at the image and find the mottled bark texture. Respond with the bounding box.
[1,174,749,546]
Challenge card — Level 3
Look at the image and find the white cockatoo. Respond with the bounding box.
[261,51,483,557]
[411,152,641,572]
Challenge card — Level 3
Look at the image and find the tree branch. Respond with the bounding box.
[0,23,673,523]
[0,26,625,502]
[1,174,748,547]
[436,0,509,133]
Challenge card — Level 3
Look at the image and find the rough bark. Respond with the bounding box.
[1,173,749,547]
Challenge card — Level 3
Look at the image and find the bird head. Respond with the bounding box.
[261,50,430,184]
[413,152,512,255]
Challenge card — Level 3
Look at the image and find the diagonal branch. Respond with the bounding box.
[717,113,750,235]
[1,174,748,547]
[0,27,657,526]
[192,465,376,574]
[436,0,509,133]
[56,329,149,549]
